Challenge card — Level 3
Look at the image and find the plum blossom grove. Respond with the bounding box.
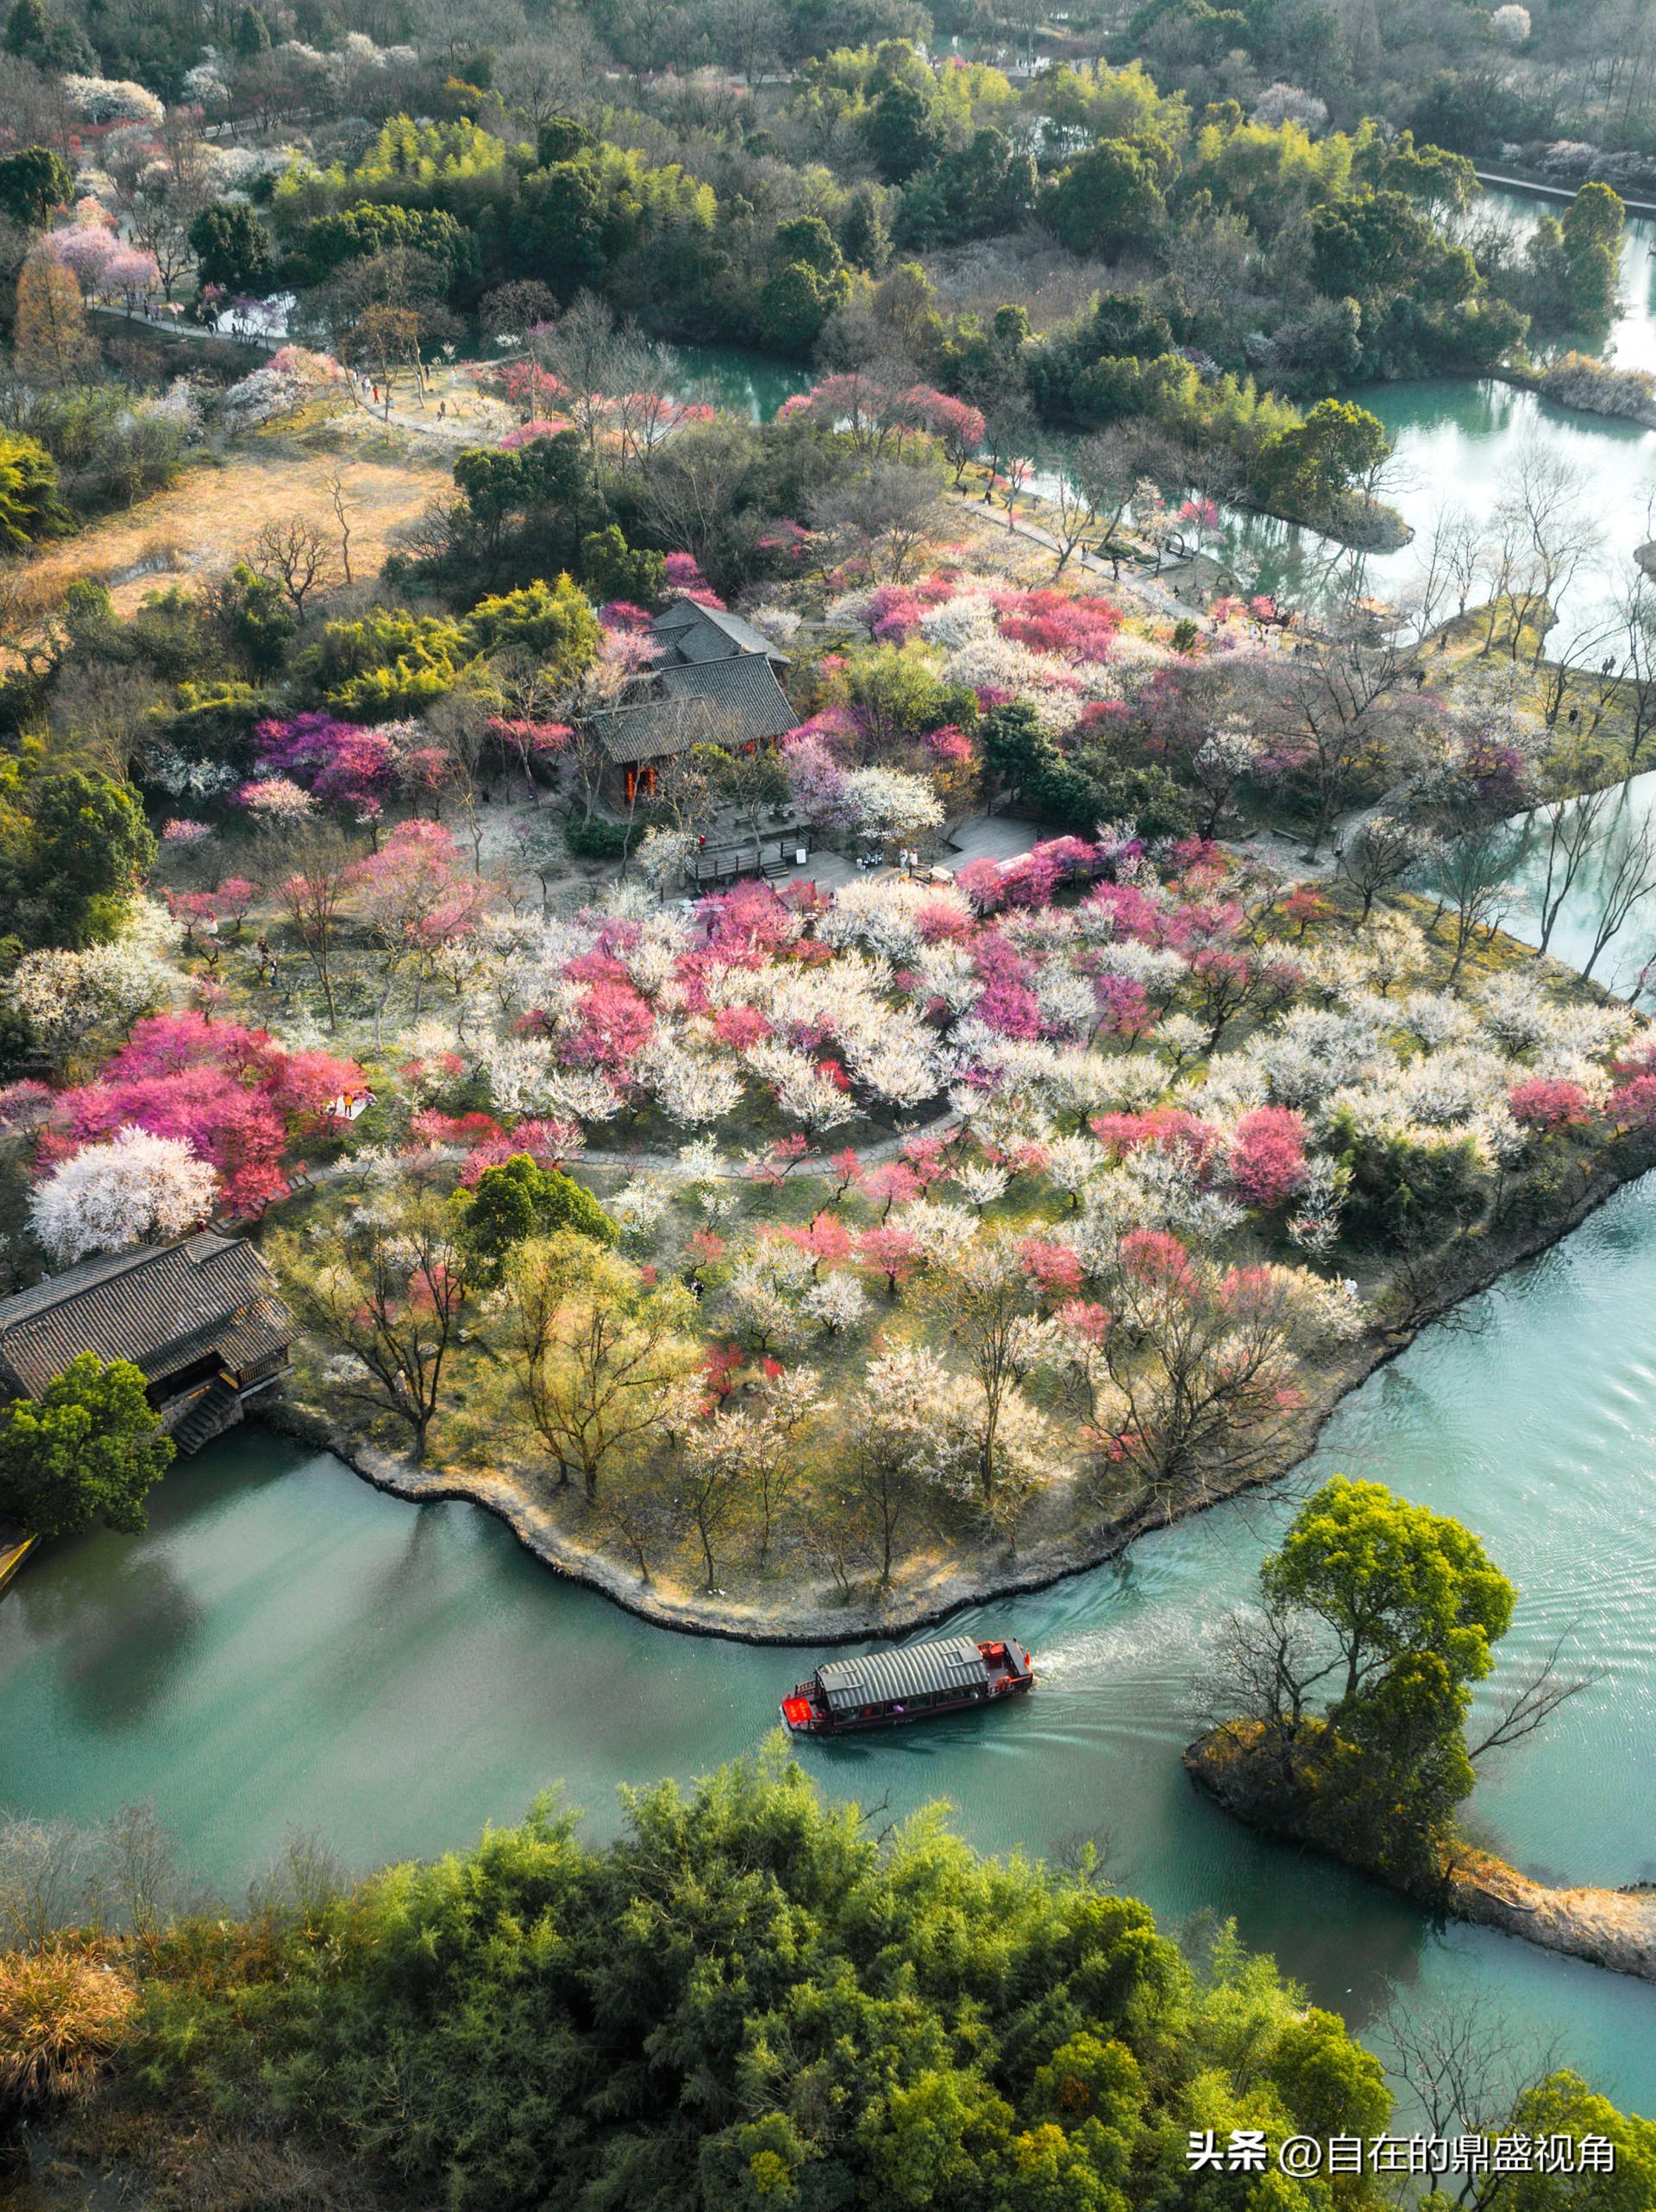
[13,776,1651,1599]
[3,363,1651,1613]
[248,831,1656,1589]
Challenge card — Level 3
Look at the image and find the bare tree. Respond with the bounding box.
[1418,820,1525,986]
[252,515,340,619]
[838,1436,913,1589]
[1466,1624,1603,1761]
[1524,781,1612,957]
[324,467,354,588]
[1046,457,1097,573]
[1615,574,1656,770]
[982,393,1035,513]
[641,414,762,577]
[1336,813,1427,921]
[1578,793,1656,983]
[1270,609,1420,857]
[808,460,948,582]
[1481,446,1601,663]
[530,292,654,462]
[1382,1989,1564,2146]
[1067,425,1148,575]
[1408,504,1491,644]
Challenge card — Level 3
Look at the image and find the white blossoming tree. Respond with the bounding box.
[31,1129,219,1265]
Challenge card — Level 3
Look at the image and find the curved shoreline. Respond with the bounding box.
[268,1142,1656,1650]
[1182,1733,1656,1986]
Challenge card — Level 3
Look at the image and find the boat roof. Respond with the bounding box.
[814,1636,989,1712]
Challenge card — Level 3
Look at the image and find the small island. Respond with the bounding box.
[1185,1475,1656,1983]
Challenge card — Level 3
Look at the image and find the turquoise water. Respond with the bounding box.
[4,179,1656,2127]
[673,190,1656,646]
[4,1176,1656,2115]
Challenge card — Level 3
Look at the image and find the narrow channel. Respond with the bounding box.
[3,1168,1655,2111]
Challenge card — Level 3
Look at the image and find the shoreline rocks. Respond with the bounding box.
[1184,1731,1656,1986]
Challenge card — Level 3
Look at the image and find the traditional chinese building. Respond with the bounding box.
[589,600,798,806]
[0,1231,293,1458]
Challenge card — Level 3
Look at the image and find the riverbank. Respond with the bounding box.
[1182,1730,1656,1986]
[269,1133,1656,1647]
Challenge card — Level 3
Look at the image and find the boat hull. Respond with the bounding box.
[781,1669,1035,1735]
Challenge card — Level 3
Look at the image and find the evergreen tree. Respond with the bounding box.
[22,770,157,946]
[453,1154,616,1286]
[188,203,274,292]
[0,1353,173,1541]
[0,430,67,550]
[0,145,72,230]
[2,0,48,56]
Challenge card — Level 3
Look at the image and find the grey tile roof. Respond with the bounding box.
[654,599,790,666]
[659,654,797,745]
[0,1231,291,1400]
[592,694,718,768]
[814,1636,989,1713]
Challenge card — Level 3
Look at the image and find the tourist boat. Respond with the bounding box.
[780,1635,1035,1734]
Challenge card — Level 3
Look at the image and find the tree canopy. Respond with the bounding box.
[140,1747,1403,2210]
[1202,1479,1589,1888]
[0,1351,173,1540]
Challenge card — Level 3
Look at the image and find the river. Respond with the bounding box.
[674,185,1656,644]
[3,1172,1656,2115]
[5,180,1656,2124]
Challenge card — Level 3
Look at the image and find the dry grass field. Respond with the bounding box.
[9,405,461,627]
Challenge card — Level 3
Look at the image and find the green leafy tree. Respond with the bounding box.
[1201,1479,1591,1886]
[758,258,851,353]
[210,562,297,676]
[579,524,665,606]
[0,430,67,550]
[0,145,72,229]
[144,1747,1403,2210]
[189,203,274,292]
[536,115,595,165]
[22,770,156,946]
[452,1154,616,1286]
[301,203,471,280]
[1559,180,1624,328]
[1263,1478,1514,1712]
[233,1,270,52]
[460,574,600,676]
[860,80,945,182]
[508,160,606,298]
[310,607,470,716]
[1328,1108,1485,1252]
[450,434,589,578]
[1042,140,1166,255]
[1310,189,1436,300]
[840,184,892,271]
[492,1232,700,1502]
[1,0,47,52]
[1465,2071,1656,2209]
[0,1353,173,1540]
[2,0,90,65]
[1253,399,1390,519]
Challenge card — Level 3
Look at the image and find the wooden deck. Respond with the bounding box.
[687,833,813,887]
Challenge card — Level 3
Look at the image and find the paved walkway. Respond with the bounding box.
[949,491,1213,627]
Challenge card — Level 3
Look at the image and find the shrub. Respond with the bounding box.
[564,817,637,859]
[0,1951,137,2127]
[1330,1109,1486,1249]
